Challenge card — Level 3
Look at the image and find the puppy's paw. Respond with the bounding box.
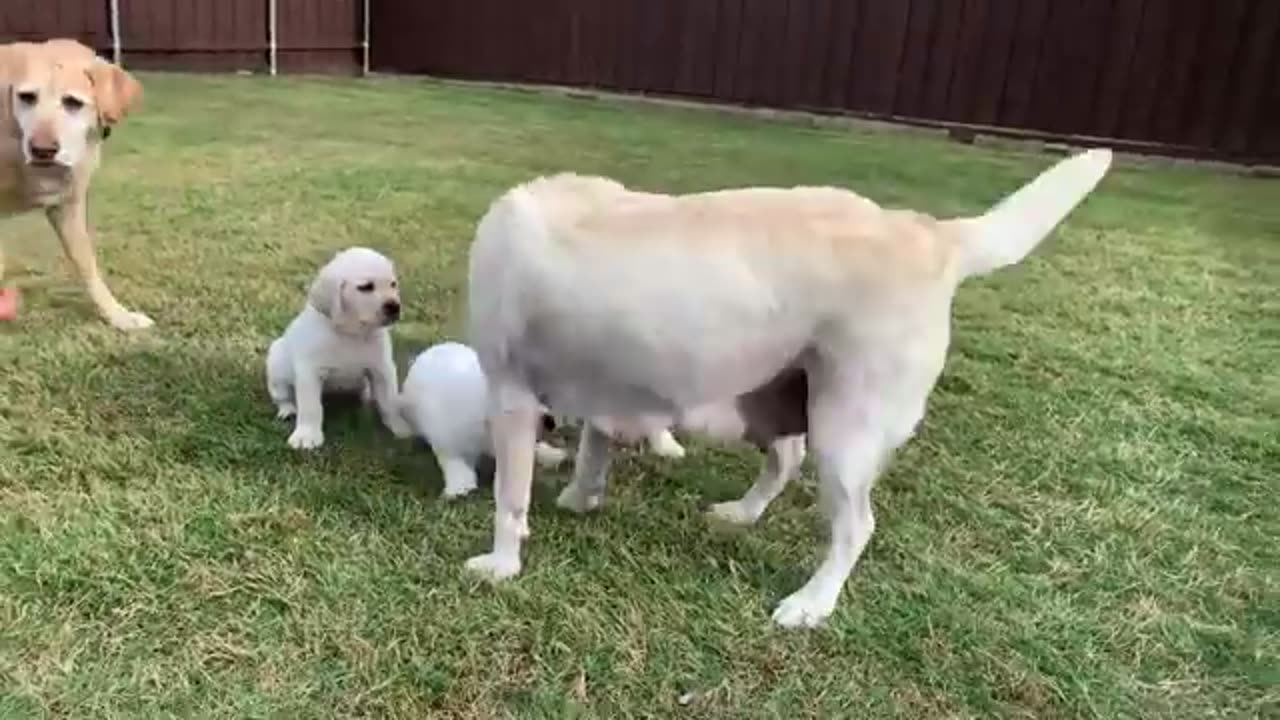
[275,403,297,420]
[109,310,155,332]
[706,499,762,526]
[287,425,324,450]
[442,476,478,499]
[771,590,835,629]
[464,552,521,581]
[556,484,603,514]
[648,432,687,459]
[534,441,569,469]
[383,414,414,439]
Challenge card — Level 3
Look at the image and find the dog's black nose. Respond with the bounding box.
[383,300,401,319]
[28,141,59,162]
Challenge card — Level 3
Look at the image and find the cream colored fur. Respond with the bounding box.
[463,149,1113,628]
[0,38,148,329]
[266,247,412,450]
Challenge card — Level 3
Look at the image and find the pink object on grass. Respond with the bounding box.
[0,287,21,321]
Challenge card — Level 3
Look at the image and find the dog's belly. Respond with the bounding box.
[520,325,808,423]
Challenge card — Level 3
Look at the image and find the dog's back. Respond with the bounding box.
[467,151,1112,421]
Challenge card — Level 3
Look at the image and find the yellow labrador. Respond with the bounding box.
[0,38,149,330]
[464,148,1112,628]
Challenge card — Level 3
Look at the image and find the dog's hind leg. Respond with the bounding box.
[707,434,806,526]
[465,380,541,580]
[556,423,615,513]
[265,340,296,420]
[770,358,928,629]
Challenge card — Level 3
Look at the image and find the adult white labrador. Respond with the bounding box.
[462,148,1113,628]
[266,246,413,449]
[0,38,149,330]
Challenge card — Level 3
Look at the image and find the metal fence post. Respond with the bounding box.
[267,0,278,75]
[362,0,370,75]
[109,0,122,65]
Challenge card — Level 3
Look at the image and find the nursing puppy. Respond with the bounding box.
[463,148,1113,628]
[266,246,412,449]
[399,341,570,498]
[399,341,684,498]
[0,38,149,329]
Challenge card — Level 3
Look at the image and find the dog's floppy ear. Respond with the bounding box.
[87,59,142,126]
[0,45,24,124]
[307,268,344,319]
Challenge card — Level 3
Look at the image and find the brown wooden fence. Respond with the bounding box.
[4,1,1277,162]
[369,0,1280,164]
[0,0,364,74]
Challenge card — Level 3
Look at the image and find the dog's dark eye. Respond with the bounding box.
[390,281,397,289]
[16,91,37,106]
[356,282,375,293]
[62,95,85,112]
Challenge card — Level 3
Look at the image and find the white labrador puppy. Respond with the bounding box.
[462,149,1113,628]
[266,246,413,449]
[399,340,683,498]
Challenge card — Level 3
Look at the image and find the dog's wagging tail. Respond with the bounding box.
[946,148,1112,279]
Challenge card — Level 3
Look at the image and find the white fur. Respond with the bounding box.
[399,341,684,498]
[398,341,569,498]
[266,246,412,450]
[461,149,1114,627]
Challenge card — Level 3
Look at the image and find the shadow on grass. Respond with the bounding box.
[41,339,833,611]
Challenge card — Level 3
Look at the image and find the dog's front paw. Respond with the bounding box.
[287,425,324,450]
[556,483,603,513]
[442,473,478,499]
[464,552,521,581]
[534,441,569,469]
[706,499,762,526]
[771,590,836,629]
[109,310,155,331]
[648,431,687,459]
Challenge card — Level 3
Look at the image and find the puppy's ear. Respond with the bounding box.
[88,59,142,126]
[307,270,343,319]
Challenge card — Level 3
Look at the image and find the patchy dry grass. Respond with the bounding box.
[0,72,1276,718]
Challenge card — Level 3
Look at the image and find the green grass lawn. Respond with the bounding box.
[0,72,1276,719]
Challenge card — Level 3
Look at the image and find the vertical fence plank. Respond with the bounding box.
[819,0,860,109]
[1221,0,1280,155]
[713,0,743,101]
[797,0,835,109]
[1151,1,1208,144]
[1180,0,1249,149]
[851,0,910,115]
[1117,0,1171,142]
[920,0,965,121]
[970,0,1018,126]
[894,0,937,118]
[1000,0,1051,130]
[777,0,811,108]
[948,0,992,124]
[1092,0,1145,139]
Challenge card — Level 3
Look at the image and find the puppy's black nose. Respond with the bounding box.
[28,141,59,162]
[383,300,401,319]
